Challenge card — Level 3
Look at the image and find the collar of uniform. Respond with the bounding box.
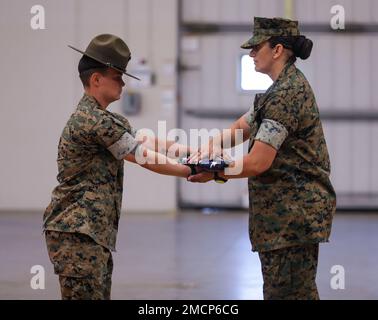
[263,62,296,98]
[80,93,103,110]
[253,62,296,111]
[274,61,296,86]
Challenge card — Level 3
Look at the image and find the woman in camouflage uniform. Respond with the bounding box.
[44,34,195,299]
[189,17,336,300]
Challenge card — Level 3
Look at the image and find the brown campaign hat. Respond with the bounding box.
[68,34,140,80]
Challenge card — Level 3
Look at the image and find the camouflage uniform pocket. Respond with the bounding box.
[45,231,102,278]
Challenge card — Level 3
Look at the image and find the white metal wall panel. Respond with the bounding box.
[332,36,353,110]
[314,35,337,111]
[220,0,240,24]
[151,0,178,66]
[351,35,372,110]
[201,0,221,23]
[295,0,316,23]
[373,39,378,110]
[128,0,150,56]
[182,0,201,22]
[298,0,378,24]
[180,36,202,110]
[312,0,332,24]
[219,35,242,110]
[351,124,372,193]
[373,0,378,23]
[181,69,201,109]
[259,0,284,18]
[183,0,378,24]
[327,123,353,193]
[201,36,221,110]
[239,0,260,24]
[76,0,125,47]
[181,37,202,68]
[372,124,378,192]
[350,0,372,23]
[0,0,77,210]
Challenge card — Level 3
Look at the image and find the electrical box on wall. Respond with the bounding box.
[121,91,141,116]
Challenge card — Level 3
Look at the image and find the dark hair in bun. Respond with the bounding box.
[268,35,313,63]
[292,36,313,59]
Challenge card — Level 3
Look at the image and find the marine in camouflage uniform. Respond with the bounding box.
[44,92,139,299]
[44,35,140,300]
[242,18,337,299]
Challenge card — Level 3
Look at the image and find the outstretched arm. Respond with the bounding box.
[189,113,252,163]
[188,141,277,182]
[142,135,196,159]
[213,113,252,149]
[124,145,191,178]
[220,140,277,179]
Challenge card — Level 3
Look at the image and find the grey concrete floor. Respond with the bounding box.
[0,210,377,300]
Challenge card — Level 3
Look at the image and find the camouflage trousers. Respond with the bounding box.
[45,230,113,300]
[258,243,319,300]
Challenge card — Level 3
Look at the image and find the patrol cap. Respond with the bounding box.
[241,17,300,49]
[68,34,140,80]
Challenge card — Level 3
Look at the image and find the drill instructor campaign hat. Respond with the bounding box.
[68,33,140,80]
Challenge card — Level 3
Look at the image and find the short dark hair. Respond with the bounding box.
[78,55,108,87]
[268,35,313,63]
[79,68,108,87]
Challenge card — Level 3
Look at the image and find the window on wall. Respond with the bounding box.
[240,54,272,91]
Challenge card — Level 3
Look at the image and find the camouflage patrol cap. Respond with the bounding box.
[241,17,300,49]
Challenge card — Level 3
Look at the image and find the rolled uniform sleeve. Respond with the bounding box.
[255,94,298,151]
[92,115,139,160]
[107,132,139,159]
[255,119,288,150]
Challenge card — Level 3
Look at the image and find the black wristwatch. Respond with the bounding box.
[214,171,228,184]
